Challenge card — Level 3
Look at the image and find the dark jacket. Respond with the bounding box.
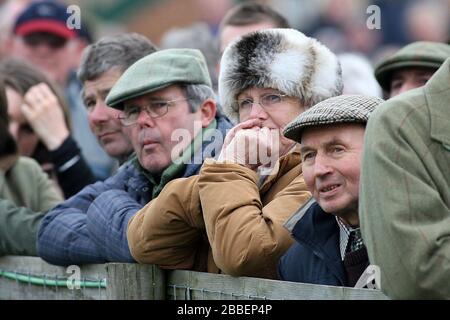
[278,199,346,286]
[37,115,232,266]
[49,136,97,198]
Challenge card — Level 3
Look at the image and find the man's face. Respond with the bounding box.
[123,85,204,174]
[83,68,133,160]
[12,32,77,84]
[6,86,39,156]
[300,123,365,226]
[389,67,436,98]
[220,22,278,54]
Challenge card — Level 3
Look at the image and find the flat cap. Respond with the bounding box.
[283,94,384,142]
[375,41,450,91]
[106,48,212,109]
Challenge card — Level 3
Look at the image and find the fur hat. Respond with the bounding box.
[219,28,343,123]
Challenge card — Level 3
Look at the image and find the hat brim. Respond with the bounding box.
[375,60,441,91]
[107,82,175,110]
[283,119,367,143]
[15,20,76,39]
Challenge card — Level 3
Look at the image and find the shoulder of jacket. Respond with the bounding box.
[11,157,46,178]
[283,196,315,233]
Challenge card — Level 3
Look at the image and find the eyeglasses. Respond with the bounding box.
[118,98,190,126]
[233,93,288,113]
[23,32,68,49]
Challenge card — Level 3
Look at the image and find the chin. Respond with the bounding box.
[141,159,171,174]
[318,201,344,215]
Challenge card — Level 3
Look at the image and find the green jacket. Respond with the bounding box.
[0,199,47,256]
[360,58,450,299]
[0,155,62,212]
[0,155,62,256]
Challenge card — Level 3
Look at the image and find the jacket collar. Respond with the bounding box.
[184,114,233,177]
[0,154,19,172]
[129,114,234,198]
[425,58,450,147]
[284,196,315,233]
[286,200,346,283]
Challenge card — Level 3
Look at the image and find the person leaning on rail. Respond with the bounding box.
[127,28,343,279]
[37,48,232,266]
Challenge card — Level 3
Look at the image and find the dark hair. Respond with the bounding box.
[0,78,17,156]
[219,2,290,33]
[0,58,71,129]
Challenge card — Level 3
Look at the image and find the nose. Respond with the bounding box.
[313,153,333,178]
[136,108,156,127]
[9,122,19,140]
[397,83,416,95]
[89,102,109,125]
[247,102,269,120]
[394,80,420,97]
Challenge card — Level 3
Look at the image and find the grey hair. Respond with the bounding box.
[77,33,157,82]
[179,83,216,113]
[160,23,219,90]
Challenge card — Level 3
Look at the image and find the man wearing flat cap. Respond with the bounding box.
[360,58,450,299]
[278,94,383,287]
[37,48,232,265]
[375,41,450,98]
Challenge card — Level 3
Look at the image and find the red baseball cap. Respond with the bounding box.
[13,1,77,39]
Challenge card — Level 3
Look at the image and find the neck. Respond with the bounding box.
[336,210,359,228]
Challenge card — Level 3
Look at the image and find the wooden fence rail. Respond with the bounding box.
[0,256,388,300]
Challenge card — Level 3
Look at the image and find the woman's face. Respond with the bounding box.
[6,86,38,156]
[236,87,305,156]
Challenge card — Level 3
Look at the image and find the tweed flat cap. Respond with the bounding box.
[283,94,384,142]
[106,48,212,109]
[375,41,450,91]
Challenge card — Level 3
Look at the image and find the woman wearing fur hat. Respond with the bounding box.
[127,28,343,279]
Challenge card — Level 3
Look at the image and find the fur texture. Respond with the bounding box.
[219,28,343,123]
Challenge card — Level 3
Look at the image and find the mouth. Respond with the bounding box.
[318,184,341,196]
[141,140,159,150]
[99,132,117,140]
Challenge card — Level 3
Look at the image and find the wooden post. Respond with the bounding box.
[105,263,165,300]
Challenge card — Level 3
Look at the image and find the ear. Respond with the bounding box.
[198,98,217,128]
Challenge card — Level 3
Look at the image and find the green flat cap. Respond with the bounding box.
[375,41,450,91]
[283,94,384,143]
[106,48,212,109]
